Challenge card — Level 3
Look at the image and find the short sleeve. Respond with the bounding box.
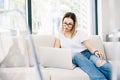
[77,30,89,42]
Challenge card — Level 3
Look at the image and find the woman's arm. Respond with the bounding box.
[54,38,61,48]
[82,40,105,59]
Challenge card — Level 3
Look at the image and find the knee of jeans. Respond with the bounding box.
[90,55,100,64]
[72,53,79,64]
[90,55,108,67]
[72,53,84,64]
[73,53,80,61]
[100,61,112,69]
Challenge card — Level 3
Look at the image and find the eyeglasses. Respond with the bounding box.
[62,22,73,28]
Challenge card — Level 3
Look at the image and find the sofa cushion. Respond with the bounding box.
[0,40,5,63]
[37,47,75,69]
[0,36,29,67]
[89,35,106,56]
[0,36,13,63]
[44,67,90,80]
[32,35,55,47]
[26,35,56,66]
[0,67,47,80]
[103,42,120,60]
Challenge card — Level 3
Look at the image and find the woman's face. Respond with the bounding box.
[62,17,74,32]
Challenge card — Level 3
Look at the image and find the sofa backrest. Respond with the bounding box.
[28,35,107,67]
[88,35,107,59]
[27,35,56,66]
[0,36,29,67]
[0,36,13,62]
[103,42,120,60]
[0,35,106,67]
[32,35,55,47]
[89,35,105,54]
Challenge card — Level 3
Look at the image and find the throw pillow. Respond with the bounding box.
[0,40,26,67]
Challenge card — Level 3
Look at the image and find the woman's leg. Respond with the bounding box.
[72,53,106,80]
[90,55,112,80]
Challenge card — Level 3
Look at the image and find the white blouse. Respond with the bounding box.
[58,30,89,55]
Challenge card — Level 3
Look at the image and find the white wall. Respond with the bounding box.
[114,0,120,28]
[98,0,120,41]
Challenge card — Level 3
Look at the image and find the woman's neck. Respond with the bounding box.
[63,30,77,38]
[63,31,72,38]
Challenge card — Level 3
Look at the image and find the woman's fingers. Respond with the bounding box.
[95,51,105,59]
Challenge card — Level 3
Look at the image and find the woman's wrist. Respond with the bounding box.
[93,50,99,55]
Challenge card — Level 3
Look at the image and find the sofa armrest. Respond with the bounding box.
[103,42,120,60]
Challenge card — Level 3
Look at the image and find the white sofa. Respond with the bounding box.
[0,35,119,80]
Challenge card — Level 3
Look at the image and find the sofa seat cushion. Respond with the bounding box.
[0,67,50,80]
[44,67,90,80]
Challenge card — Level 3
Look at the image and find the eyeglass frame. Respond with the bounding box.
[62,22,73,28]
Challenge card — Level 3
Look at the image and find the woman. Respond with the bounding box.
[54,12,112,80]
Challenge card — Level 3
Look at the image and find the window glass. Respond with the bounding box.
[0,1,43,80]
[0,0,27,34]
[32,0,92,35]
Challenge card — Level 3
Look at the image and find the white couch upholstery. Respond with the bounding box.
[0,35,118,80]
[27,35,114,80]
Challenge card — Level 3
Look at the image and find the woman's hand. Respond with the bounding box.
[82,40,106,59]
[94,51,105,59]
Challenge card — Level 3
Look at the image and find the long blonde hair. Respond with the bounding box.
[61,12,78,38]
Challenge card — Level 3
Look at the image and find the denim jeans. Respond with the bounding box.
[72,49,112,80]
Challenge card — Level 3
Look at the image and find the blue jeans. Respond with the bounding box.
[72,49,112,80]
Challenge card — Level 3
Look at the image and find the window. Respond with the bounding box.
[32,0,93,35]
[0,0,27,35]
[0,1,43,80]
